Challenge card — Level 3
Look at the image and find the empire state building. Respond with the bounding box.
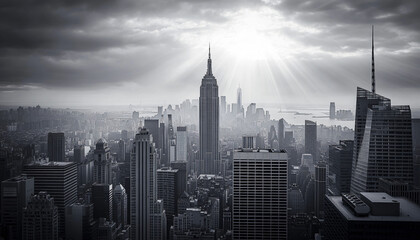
[199,46,220,174]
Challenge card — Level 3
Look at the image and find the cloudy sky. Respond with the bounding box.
[1,0,419,109]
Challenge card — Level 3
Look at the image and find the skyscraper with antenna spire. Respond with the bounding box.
[199,45,220,174]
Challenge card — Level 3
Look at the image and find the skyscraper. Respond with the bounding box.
[65,202,96,240]
[113,184,128,228]
[176,126,188,162]
[145,119,160,148]
[48,132,65,162]
[23,161,77,237]
[92,183,113,221]
[220,96,227,115]
[73,144,85,163]
[130,128,166,240]
[278,118,285,148]
[314,161,327,218]
[351,88,413,194]
[93,138,112,185]
[237,86,242,114]
[233,149,288,239]
[199,45,219,174]
[329,140,354,195]
[304,120,317,161]
[329,102,336,119]
[157,167,181,230]
[22,192,59,240]
[1,175,34,240]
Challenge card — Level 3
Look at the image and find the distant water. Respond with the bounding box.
[267,107,355,129]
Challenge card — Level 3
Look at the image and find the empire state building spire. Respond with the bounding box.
[206,43,213,76]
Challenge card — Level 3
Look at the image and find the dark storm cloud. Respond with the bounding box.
[0,0,419,103]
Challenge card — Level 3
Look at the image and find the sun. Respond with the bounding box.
[210,8,297,61]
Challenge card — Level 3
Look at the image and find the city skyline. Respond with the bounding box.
[1,1,420,108]
[1,1,420,240]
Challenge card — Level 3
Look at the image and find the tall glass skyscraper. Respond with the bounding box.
[351,87,413,194]
[199,46,219,174]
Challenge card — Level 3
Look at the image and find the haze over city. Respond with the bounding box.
[1,1,420,240]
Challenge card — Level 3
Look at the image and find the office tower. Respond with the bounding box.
[413,119,420,187]
[329,102,336,119]
[170,161,187,195]
[278,118,285,148]
[304,120,317,161]
[118,140,126,162]
[74,144,85,163]
[199,46,220,174]
[65,203,96,240]
[314,161,326,218]
[22,192,59,240]
[48,132,65,162]
[113,184,128,228]
[220,96,226,115]
[131,128,166,240]
[23,161,77,237]
[157,167,181,230]
[324,192,420,240]
[329,140,353,195]
[351,88,413,194]
[237,86,242,114]
[1,175,34,240]
[176,126,188,162]
[145,119,160,148]
[92,183,113,221]
[93,138,112,185]
[233,149,288,239]
[242,135,256,149]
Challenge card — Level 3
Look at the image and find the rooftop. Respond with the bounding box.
[327,194,420,222]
